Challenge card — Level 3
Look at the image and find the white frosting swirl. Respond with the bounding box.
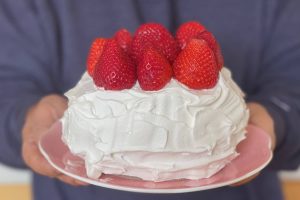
[61,67,249,181]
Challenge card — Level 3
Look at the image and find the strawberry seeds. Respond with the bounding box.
[86,21,223,91]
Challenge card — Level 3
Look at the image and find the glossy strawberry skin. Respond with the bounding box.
[93,39,137,90]
[173,39,219,89]
[175,21,206,49]
[86,38,107,77]
[198,31,224,70]
[137,47,172,91]
[131,23,180,64]
[114,28,132,53]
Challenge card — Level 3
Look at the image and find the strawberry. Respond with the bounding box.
[198,31,224,70]
[173,39,219,89]
[175,21,206,49]
[93,39,137,90]
[114,28,132,53]
[131,23,180,64]
[138,47,172,91]
[86,38,107,77]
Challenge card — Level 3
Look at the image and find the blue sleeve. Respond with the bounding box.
[248,0,300,170]
[0,0,59,168]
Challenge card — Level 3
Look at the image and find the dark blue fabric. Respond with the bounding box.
[0,0,300,199]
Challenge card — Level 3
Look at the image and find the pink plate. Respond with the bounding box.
[39,121,272,193]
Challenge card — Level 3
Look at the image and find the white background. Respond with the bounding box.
[0,164,31,184]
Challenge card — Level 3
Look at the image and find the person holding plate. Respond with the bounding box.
[0,0,300,200]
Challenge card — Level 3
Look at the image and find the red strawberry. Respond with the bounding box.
[114,28,132,53]
[86,38,107,77]
[93,39,137,90]
[131,23,180,64]
[176,21,206,49]
[138,47,172,91]
[198,31,224,70]
[173,39,219,89]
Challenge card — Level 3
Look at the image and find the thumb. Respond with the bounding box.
[247,102,276,150]
[39,94,68,120]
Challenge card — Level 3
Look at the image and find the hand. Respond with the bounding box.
[231,102,276,186]
[246,102,276,150]
[22,94,87,186]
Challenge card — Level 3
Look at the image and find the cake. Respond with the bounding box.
[61,22,249,182]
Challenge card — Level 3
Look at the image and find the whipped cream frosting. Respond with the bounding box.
[61,67,249,181]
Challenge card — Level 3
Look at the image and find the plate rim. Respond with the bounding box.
[38,124,273,193]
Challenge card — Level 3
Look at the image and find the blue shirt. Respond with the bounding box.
[1,0,300,199]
